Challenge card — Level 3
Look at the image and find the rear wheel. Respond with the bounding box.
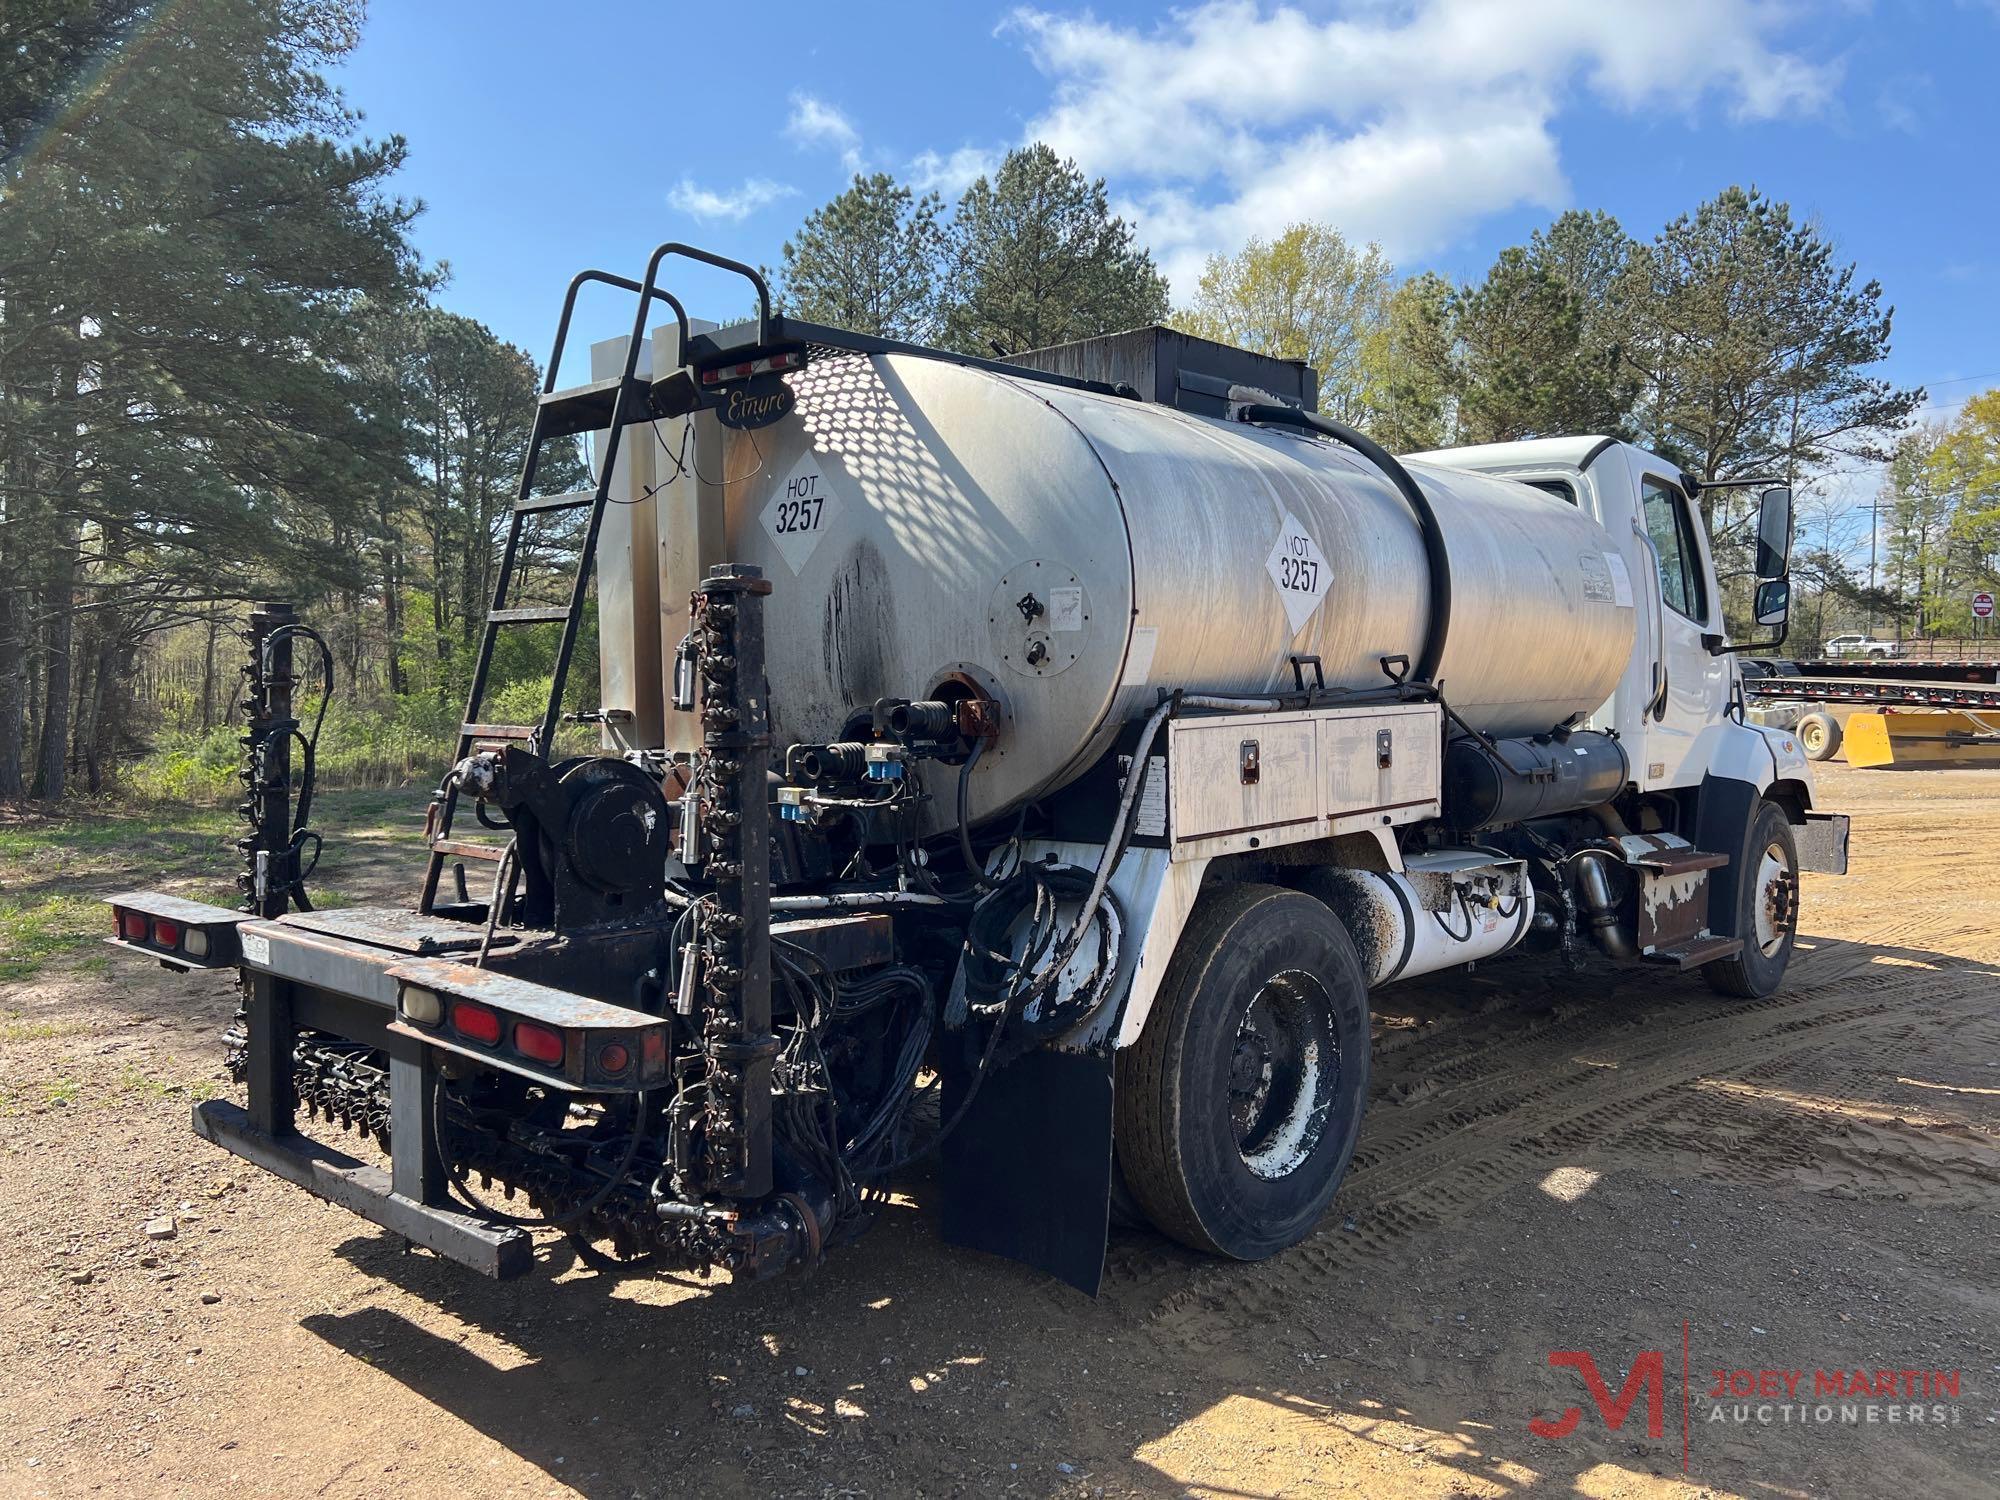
[1115,884,1370,1259]
[1797,711,1841,761]
[1703,800,1800,998]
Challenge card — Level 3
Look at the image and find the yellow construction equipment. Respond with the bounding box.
[1844,708,2000,768]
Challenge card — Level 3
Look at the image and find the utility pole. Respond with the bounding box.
[1856,492,1896,636]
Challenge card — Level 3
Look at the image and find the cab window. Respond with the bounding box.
[1641,477,1708,623]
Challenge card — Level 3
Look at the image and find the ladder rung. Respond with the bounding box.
[489,606,570,625]
[461,722,538,742]
[537,375,652,438]
[514,489,595,516]
[432,839,510,862]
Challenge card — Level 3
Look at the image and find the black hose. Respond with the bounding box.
[1240,405,1453,684]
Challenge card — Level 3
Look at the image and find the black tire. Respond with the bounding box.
[1114,883,1370,1259]
[1703,800,1801,999]
[1797,711,1841,762]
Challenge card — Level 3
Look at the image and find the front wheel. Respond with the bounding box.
[1703,800,1800,998]
[1115,884,1370,1259]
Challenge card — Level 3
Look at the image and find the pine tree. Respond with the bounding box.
[0,0,418,795]
[941,144,1169,356]
[780,173,945,341]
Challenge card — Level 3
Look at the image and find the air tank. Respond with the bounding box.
[697,354,1636,825]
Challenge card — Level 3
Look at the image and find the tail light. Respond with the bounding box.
[389,962,671,1093]
[512,1020,565,1066]
[449,1000,502,1046]
[399,986,443,1025]
[105,895,243,970]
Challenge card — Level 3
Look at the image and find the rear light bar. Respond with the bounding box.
[696,342,807,387]
[104,893,245,972]
[387,959,669,1093]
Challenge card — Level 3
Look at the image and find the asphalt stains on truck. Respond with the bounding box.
[822,538,897,713]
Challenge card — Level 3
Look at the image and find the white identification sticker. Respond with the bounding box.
[240,929,271,966]
[1120,624,1159,686]
[1047,585,1084,632]
[760,451,843,574]
[1264,512,1331,634]
[1604,551,1634,608]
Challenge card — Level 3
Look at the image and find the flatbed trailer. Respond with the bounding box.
[1790,658,2000,687]
[1742,673,2000,711]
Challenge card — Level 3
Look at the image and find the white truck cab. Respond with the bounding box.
[1410,436,1808,799]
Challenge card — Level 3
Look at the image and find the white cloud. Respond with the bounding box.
[909,144,1002,196]
[787,92,863,172]
[996,0,1842,294]
[666,175,795,225]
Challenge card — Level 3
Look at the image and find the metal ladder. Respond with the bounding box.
[420,245,774,915]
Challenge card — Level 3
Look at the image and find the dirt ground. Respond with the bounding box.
[0,764,1995,1499]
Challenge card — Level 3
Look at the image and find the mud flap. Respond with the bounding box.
[1693,773,1760,940]
[941,1046,1113,1296]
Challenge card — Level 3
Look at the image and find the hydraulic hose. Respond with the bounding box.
[1240,405,1453,685]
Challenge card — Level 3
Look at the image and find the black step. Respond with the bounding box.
[460,722,538,743]
[537,375,652,438]
[1643,935,1743,969]
[488,606,570,625]
[513,489,595,515]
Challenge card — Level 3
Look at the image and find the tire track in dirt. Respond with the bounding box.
[1106,936,2000,1350]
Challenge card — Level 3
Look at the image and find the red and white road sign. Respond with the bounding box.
[1975,591,1996,620]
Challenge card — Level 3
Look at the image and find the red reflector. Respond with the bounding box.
[642,1027,666,1073]
[513,1020,566,1066]
[118,910,148,941]
[450,1000,502,1046]
[595,1042,631,1074]
[151,918,182,948]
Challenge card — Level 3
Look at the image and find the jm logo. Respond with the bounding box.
[1531,1350,1667,1440]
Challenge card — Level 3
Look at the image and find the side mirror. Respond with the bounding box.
[1754,575,1790,630]
[1754,485,1793,580]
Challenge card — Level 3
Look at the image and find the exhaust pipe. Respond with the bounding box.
[1571,848,1636,959]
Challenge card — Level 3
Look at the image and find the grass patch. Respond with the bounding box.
[116,1059,222,1104]
[0,894,105,982]
[0,1008,88,1043]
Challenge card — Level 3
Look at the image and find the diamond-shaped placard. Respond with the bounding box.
[760,450,844,575]
[1264,511,1331,635]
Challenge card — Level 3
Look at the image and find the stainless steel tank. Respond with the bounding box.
[699,354,1635,824]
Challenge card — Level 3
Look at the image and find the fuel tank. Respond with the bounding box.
[698,353,1636,824]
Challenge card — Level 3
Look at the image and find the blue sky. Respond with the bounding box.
[335,1,2000,439]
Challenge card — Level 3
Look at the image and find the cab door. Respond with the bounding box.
[1637,472,1730,787]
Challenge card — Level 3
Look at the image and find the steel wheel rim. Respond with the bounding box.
[1801,719,1825,754]
[1752,841,1798,957]
[1230,970,1338,1180]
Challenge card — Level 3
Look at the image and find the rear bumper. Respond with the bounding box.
[194,1099,533,1278]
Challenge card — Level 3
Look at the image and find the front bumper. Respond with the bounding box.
[1798,811,1850,875]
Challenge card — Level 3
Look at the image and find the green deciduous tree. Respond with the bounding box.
[941,144,1169,356]
[1173,223,1392,424]
[779,173,946,341]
